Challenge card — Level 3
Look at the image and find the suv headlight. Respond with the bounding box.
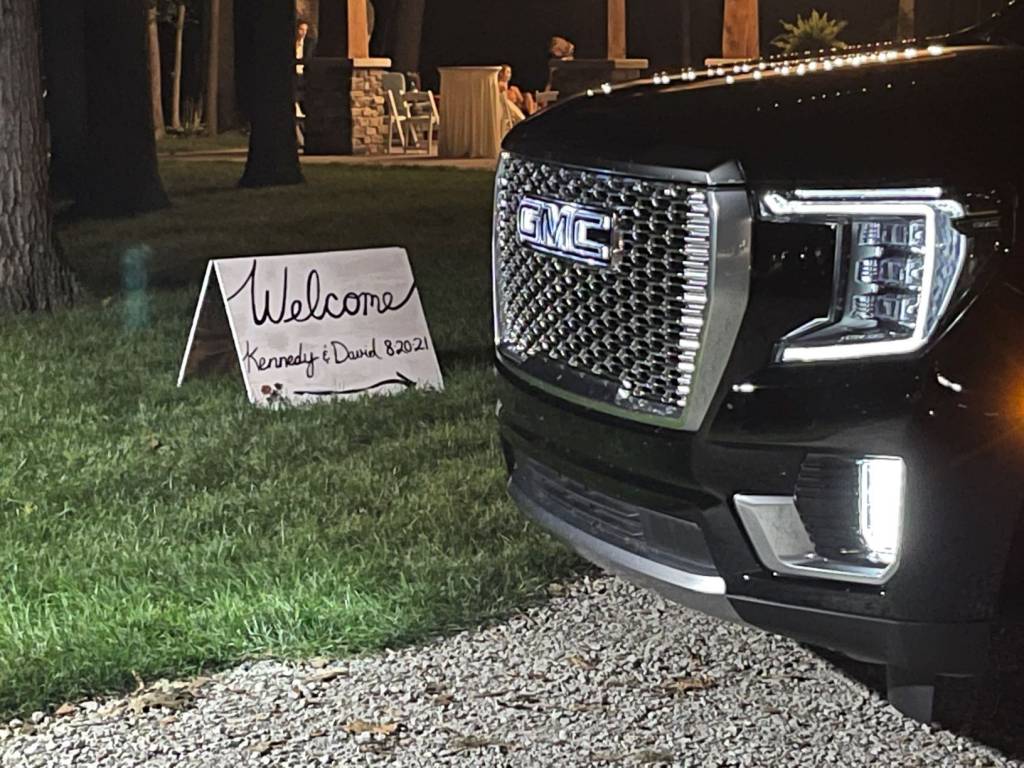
[760,189,967,362]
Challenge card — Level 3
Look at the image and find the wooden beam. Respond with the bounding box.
[607,0,626,59]
[722,0,759,60]
[680,0,693,67]
[347,0,369,59]
[897,0,916,39]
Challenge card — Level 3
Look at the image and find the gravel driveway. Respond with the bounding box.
[0,577,1017,767]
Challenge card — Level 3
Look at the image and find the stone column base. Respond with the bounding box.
[349,58,390,156]
[303,57,391,156]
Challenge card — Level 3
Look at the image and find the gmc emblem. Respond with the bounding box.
[516,197,618,267]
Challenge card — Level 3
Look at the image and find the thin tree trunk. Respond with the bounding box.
[238,0,303,188]
[216,0,238,131]
[898,0,916,39]
[0,0,76,313]
[147,4,166,140]
[207,0,220,135]
[171,2,185,131]
[78,0,170,216]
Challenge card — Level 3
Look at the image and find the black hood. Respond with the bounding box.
[505,44,1024,189]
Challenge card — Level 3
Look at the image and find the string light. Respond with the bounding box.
[640,39,951,92]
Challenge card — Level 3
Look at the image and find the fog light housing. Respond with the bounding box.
[735,456,905,585]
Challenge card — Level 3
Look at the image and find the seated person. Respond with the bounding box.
[499,65,536,124]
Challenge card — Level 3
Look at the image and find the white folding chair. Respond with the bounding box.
[402,89,439,154]
[383,72,410,153]
[383,73,439,154]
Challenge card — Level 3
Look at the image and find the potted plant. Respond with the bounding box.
[772,9,849,54]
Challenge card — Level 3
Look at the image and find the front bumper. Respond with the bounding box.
[504,430,989,673]
[496,288,1024,674]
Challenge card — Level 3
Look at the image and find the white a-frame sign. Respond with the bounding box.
[178,248,444,406]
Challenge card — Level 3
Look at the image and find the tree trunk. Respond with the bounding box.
[391,0,425,73]
[40,0,88,200]
[238,0,303,188]
[171,2,185,131]
[216,0,239,131]
[898,0,916,39]
[76,0,169,216]
[147,4,166,140]
[0,0,76,313]
[206,0,220,135]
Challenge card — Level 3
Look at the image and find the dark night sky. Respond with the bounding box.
[375,0,1008,92]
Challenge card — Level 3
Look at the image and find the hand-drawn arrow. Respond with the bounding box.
[293,372,416,397]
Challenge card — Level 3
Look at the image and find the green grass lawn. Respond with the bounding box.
[0,161,576,717]
[156,130,250,156]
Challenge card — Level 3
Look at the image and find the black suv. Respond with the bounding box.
[493,2,1024,721]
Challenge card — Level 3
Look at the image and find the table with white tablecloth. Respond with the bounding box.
[438,66,505,159]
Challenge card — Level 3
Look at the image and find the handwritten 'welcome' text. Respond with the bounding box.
[226,260,416,327]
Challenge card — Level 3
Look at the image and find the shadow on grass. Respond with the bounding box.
[439,347,495,370]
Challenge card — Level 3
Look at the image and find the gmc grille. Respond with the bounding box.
[493,154,716,422]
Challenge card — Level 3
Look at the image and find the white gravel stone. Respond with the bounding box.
[0,577,1016,767]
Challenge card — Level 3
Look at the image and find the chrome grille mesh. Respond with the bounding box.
[494,155,714,419]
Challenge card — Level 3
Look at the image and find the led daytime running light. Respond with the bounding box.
[761,190,966,363]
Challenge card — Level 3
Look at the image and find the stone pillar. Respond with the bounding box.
[304,0,389,156]
[304,57,390,155]
[349,59,387,155]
